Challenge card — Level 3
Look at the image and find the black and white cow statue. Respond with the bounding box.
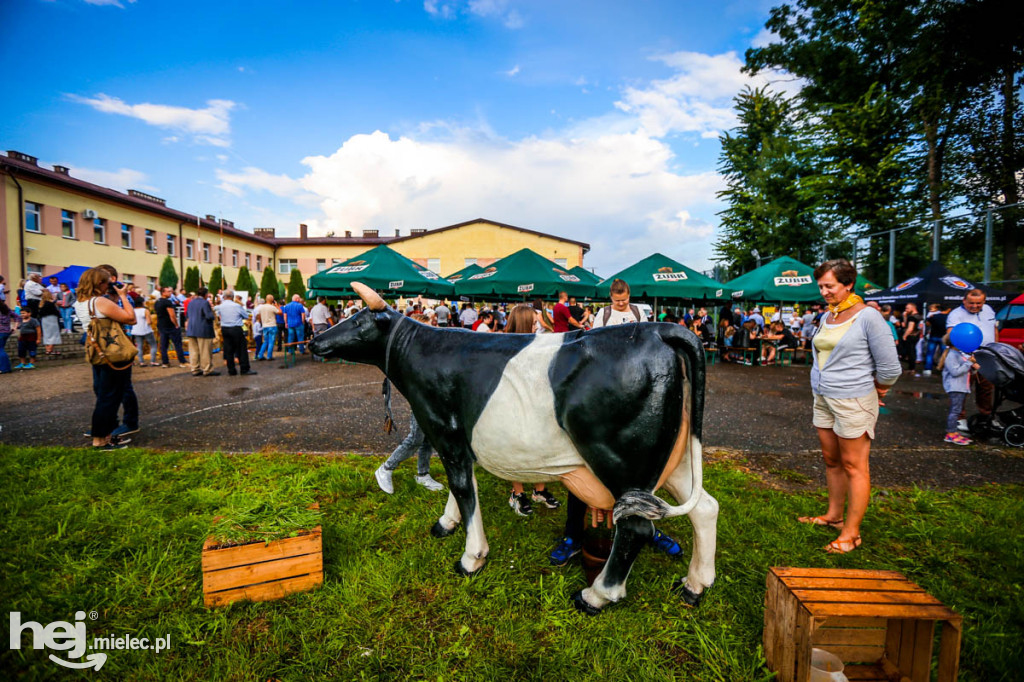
[308,283,719,614]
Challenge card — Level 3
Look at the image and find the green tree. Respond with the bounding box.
[183,266,201,293]
[208,266,223,293]
[259,266,278,298]
[158,256,179,289]
[235,266,258,298]
[714,87,835,276]
[286,269,306,300]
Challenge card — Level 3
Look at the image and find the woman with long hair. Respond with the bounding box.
[39,289,63,355]
[504,304,562,515]
[76,267,136,450]
[799,259,901,553]
[532,298,554,333]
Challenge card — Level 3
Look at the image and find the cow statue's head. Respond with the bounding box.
[307,282,401,365]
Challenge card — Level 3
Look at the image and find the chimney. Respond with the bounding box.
[220,219,234,228]
[205,214,217,221]
[300,223,308,240]
[395,229,401,237]
[411,228,427,235]
[127,189,167,205]
[7,151,38,165]
[53,165,70,175]
[254,227,276,239]
[345,230,352,238]
[363,229,379,238]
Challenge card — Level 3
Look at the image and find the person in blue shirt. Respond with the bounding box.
[282,295,308,354]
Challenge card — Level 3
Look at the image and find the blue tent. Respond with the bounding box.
[45,265,89,288]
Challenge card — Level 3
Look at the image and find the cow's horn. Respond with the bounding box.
[351,282,387,311]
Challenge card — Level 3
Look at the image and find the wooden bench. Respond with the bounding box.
[764,567,961,682]
[704,347,719,365]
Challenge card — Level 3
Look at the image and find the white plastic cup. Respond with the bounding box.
[810,648,849,682]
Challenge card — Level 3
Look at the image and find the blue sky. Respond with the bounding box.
[1,0,790,276]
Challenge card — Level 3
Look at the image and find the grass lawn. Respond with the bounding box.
[1,444,1021,681]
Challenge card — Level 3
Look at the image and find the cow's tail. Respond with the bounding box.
[611,434,705,523]
[657,324,707,518]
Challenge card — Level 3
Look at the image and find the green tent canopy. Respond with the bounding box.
[595,253,732,300]
[723,256,822,303]
[307,244,454,297]
[855,274,884,296]
[445,263,484,283]
[569,266,603,287]
[454,248,596,298]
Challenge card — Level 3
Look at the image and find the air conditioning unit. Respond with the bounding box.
[83,209,98,219]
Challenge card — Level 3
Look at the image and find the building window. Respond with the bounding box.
[167,234,176,256]
[186,239,194,260]
[554,258,568,267]
[62,210,76,238]
[316,259,326,272]
[279,259,297,274]
[331,258,344,265]
[232,250,239,267]
[123,273,134,285]
[465,258,477,267]
[427,258,441,273]
[25,202,42,233]
[202,243,210,262]
[147,276,157,292]
[145,229,157,253]
[94,218,106,244]
[245,253,251,269]
[121,224,133,249]
[256,255,263,271]
[26,263,43,277]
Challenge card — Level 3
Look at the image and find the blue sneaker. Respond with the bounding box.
[23,363,36,370]
[13,364,25,370]
[549,536,582,567]
[112,424,140,437]
[650,529,682,557]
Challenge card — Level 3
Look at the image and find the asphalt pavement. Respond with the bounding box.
[1,353,1020,490]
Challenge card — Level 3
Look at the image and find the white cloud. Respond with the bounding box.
[68,94,237,146]
[504,64,520,77]
[82,0,136,7]
[216,47,801,272]
[66,165,155,192]
[615,50,799,138]
[426,0,524,27]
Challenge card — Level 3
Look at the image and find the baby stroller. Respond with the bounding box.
[968,342,1024,447]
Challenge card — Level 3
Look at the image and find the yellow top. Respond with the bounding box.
[813,313,861,369]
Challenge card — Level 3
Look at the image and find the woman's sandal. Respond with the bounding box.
[825,536,862,554]
[798,515,844,529]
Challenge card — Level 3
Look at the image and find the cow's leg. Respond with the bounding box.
[661,461,719,607]
[573,515,653,614]
[430,491,462,538]
[454,471,489,575]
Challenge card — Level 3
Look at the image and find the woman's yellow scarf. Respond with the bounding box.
[828,292,863,316]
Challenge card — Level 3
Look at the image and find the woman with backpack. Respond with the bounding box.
[76,267,136,451]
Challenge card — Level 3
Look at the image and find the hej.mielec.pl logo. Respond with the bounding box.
[10,610,172,671]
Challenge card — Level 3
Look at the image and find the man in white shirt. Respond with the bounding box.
[23,273,45,318]
[434,302,451,327]
[46,276,61,299]
[459,303,478,329]
[309,296,333,361]
[591,278,644,328]
[946,289,999,425]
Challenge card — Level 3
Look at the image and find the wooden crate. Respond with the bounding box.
[202,504,323,608]
[764,567,961,682]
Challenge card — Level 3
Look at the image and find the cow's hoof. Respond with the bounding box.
[431,521,456,538]
[453,560,484,577]
[672,579,707,608]
[571,590,602,616]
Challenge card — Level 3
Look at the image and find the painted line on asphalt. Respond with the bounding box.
[147,381,382,426]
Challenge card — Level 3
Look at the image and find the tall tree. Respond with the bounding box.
[183,266,200,293]
[287,269,306,300]
[158,256,179,289]
[259,266,278,298]
[714,87,835,275]
[235,265,258,298]
[208,266,224,293]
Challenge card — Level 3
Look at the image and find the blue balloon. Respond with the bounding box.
[950,323,982,353]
